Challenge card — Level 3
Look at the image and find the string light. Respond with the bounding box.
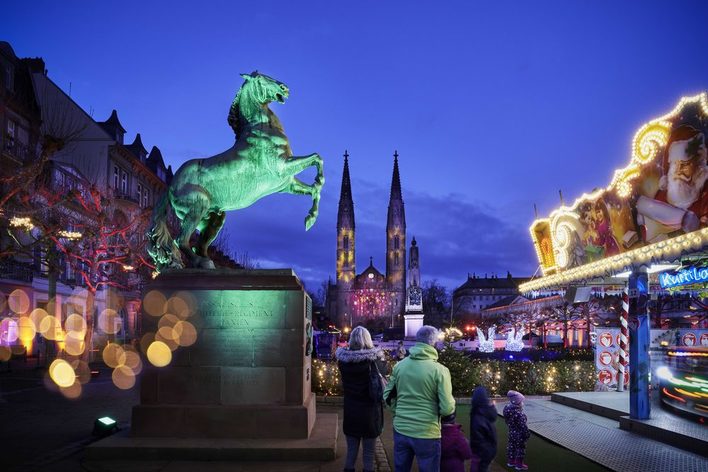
[57,230,82,240]
[9,217,33,231]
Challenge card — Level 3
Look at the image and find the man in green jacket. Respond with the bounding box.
[383,325,455,472]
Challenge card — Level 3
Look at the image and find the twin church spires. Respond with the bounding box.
[335,151,408,326]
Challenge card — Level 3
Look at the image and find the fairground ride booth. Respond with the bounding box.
[520,93,708,421]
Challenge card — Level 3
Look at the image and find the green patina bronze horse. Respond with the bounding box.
[147,72,324,272]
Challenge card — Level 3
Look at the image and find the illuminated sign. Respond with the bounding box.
[658,266,708,289]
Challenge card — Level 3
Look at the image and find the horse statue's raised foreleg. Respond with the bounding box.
[283,153,324,230]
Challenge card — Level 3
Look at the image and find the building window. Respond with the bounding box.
[137,184,142,204]
[143,188,149,207]
[121,170,128,194]
[394,253,399,265]
[113,166,119,189]
[394,236,399,250]
[343,235,349,251]
[6,119,15,141]
[3,65,12,91]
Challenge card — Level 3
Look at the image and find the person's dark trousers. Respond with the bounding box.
[393,429,441,472]
[345,435,376,472]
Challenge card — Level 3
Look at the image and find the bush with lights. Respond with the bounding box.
[311,351,595,397]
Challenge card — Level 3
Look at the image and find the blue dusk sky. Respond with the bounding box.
[3,1,708,291]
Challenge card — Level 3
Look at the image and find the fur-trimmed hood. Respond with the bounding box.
[336,347,383,363]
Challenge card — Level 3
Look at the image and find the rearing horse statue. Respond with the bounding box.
[147,72,324,272]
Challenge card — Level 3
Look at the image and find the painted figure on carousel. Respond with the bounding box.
[635,126,708,243]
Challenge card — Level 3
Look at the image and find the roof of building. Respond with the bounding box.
[98,109,126,137]
[484,295,522,310]
[389,150,402,202]
[454,273,531,294]
[125,133,147,159]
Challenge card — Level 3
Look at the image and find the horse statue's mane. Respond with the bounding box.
[147,71,324,272]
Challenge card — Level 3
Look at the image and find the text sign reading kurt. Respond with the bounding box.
[658,266,708,289]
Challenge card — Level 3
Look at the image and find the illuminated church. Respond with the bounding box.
[328,151,420,329]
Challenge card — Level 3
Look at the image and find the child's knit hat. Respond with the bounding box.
[507,390,525,405]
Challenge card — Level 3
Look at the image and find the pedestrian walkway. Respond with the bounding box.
[496,398,708,472]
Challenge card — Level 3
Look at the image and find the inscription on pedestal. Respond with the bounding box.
[195,291,289,330]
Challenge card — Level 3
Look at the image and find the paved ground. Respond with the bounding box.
[496,398,708,472]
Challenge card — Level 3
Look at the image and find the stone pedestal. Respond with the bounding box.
[404,312,425,339]
[132,269,316,439]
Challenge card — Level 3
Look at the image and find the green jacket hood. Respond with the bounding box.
[408,342,439,361]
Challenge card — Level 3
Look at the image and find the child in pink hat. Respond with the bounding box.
[503,390,530,470]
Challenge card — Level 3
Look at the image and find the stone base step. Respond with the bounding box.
[84,413,338,463]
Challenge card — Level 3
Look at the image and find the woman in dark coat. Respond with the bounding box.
[469,386,498,472]
[336,326,385,472]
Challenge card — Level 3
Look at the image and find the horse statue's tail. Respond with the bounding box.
[147,189,183,273]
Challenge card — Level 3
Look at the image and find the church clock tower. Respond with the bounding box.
[386,151,406,321]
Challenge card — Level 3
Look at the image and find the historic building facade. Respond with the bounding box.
[0,42,172,356]
[329,151,413,330]
[451,272,530,324]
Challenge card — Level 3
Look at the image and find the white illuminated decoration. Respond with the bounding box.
[10,217,34,231]
[505,328,524,352]
[477,326,496,353]
[57,230,82,240]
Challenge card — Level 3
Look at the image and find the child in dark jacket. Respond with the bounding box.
[503,390,530,470]
[440,413,473,472]
[469,386,497,472]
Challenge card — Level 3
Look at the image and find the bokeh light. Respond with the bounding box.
[146,341,172,367]
[174,321,197,347]
[0,318,19,343]
[112,365,136,389]
[71,359,91,384]
[123,349,143,375]
[102,343,126,368]
[98,308,122,335]
[59,380,82,399]
[38,315,61,340]
[29,308,48,331]
[17,316,36,343]
[139,332,155,354]
[167,293,195,319]
[143,290,167,317]
[8,289,30,314]
[64,332,85,356]
[65,314,87,337]
[49,359,76,388]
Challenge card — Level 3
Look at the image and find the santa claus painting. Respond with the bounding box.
[635,126,708,243]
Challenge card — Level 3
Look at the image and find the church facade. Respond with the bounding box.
[328,151,419,330]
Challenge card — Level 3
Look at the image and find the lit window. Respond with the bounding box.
[6,119,15,140]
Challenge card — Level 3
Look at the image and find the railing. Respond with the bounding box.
[114,193,140,205]
[0,259,34,282]
[2,137,30,162]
